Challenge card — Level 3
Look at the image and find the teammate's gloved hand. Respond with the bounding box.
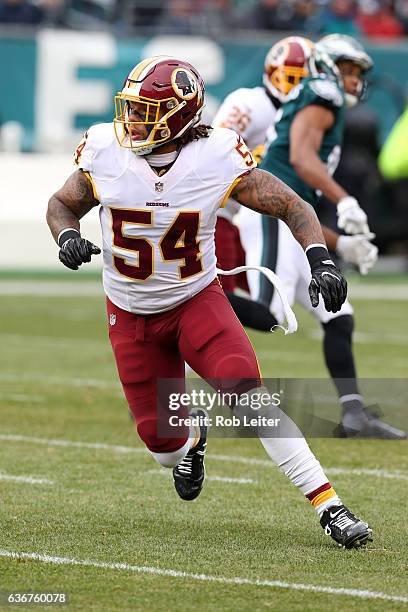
[306,246,347,313]
[58,230,101,270]
[337,196,370,236]
[336,233,378,275]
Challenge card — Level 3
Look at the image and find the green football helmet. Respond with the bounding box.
[316,34,373,107]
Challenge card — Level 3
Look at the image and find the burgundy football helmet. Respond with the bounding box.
[114,56,205,155]
[263,36,314,102]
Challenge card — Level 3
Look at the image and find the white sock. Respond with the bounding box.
[149,424,199,468]
[260,436,330,495]
[234,387,332,497]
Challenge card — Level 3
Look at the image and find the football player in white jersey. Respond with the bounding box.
[47,56,372,548]
[214,36,404,440]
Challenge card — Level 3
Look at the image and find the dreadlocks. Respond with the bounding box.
[178,124,213,145]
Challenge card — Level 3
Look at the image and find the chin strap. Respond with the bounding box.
[216,265,298,335]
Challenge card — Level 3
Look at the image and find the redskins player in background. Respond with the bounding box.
[47,56,372,549]
[214,36,404,439]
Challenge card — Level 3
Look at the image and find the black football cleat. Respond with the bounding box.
[172,409,207,501]
[361,406,406,439]
[320,504,373,549]
[341,405,406,440]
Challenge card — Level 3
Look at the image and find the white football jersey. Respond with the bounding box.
[213,87,278,221]
[76,123,256,314]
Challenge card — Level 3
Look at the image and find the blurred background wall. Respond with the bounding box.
[1,0,408,269]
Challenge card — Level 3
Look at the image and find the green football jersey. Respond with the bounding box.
[261,75,346,206]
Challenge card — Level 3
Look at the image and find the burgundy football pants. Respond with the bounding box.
[215,217,250,294]
[107,279,261,453]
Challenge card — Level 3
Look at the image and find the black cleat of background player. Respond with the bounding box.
[341,405,407,439]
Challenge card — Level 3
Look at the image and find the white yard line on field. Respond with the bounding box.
[0,372,121,391]
[1,280,408,300]
[0,434,145,455]
[0,473,54,485]
[205,475,257,485]
[0,550,407,603]
[2,333,108,351]
[306,328,408,346]
[1,434,407,482]
[349,284,408,300]
[326,467,408,481]
[207,454,408,481]
[0,394,44,403]
[0,281,103,296]
[147,469,257,485]
[256,350,408,368]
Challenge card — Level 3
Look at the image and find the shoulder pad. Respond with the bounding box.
[209,126,237,147]
[74,123,116,171]
[86,123,116,148]
[308,79,344,108]
[197,127,256,181]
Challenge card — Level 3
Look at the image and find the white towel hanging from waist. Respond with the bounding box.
[216,265,298,335]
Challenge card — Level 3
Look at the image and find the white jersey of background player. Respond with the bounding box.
[213,87,278,222]
[76,123,255,314]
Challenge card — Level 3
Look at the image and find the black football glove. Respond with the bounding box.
[307,246,347,313]
[58,231,101,270]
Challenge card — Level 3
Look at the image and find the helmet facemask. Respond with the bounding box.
[114,93,186,156]
[265,64,310,101]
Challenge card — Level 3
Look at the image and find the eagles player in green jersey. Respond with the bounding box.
[265,51,345,210]
[258,34,406,439]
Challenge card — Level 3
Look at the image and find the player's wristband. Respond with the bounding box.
[305,244,333,269]
[57,228,80,247]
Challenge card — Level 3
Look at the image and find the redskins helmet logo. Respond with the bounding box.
[273,44,286,63]
[171,68,198,100]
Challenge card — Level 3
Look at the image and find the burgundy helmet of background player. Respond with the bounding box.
[114,56,205,155]
[263,36,314,102]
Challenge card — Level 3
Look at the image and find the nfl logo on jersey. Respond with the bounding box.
[155,182,164,192]
[109,314,116,326]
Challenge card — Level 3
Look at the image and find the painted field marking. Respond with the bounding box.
[256,349,408,369]
[0,550,407,604]
[2,280,408,300]
[0,434,407,482]
[0,473,54,485]
[326,467,408,481]
[0,372,120,391]
[2,333,109,351]
[349,284,408,300]
[205,475,257,485]
[306,328,408,346]
[0,394,44,403]
[0,434,145,455]
[208,454,408,482]
[147,469,257,485]
[0,281,103,296]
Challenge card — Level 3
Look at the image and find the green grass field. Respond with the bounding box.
[0,277,407,611]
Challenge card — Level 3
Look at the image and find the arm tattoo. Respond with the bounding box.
[231,168,326,250]
[46,170,99,243]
